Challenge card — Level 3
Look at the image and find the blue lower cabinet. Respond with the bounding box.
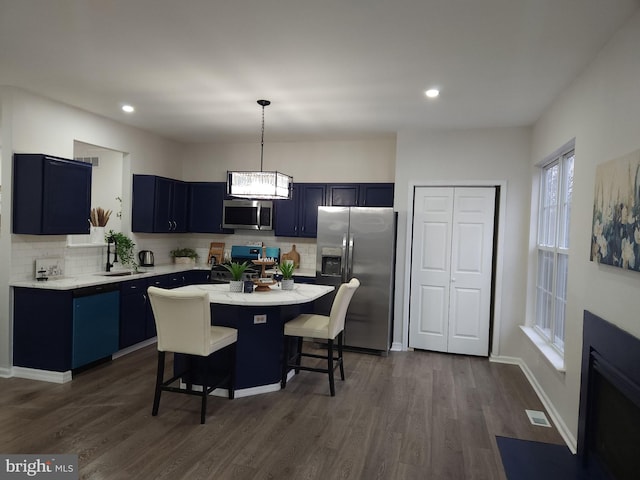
[119,278,149,349]
[13,288,73,372]
[72,289,120,369]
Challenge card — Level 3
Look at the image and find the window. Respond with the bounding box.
[534,148,574,353]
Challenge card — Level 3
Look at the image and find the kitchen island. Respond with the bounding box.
[171,283,333,397]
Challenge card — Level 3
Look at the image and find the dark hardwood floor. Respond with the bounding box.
[0,344,565,479]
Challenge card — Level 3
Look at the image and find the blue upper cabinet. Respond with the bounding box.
[275,183,325,238]
[327,184,360,206]
[298,183,327,238]
[13,154,92,235]
[326,183,394,207]
[187,182,231,234]
[132,175,188,233]
[359,183,394,207]
[274,184,300,237]
[274,182,394,238]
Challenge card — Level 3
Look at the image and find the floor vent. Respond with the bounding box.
[525,409,552,427]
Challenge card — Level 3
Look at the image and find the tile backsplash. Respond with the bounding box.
[11,232,318,281]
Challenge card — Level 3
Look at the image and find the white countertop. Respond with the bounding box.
[174,283,334,306]
[9,264,319,291]
[9,264,211,290]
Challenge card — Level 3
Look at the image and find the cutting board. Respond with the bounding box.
[281,244,300,268]
[208,242,225,265]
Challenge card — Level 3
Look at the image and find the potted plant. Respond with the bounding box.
[222,261,250,292]
[170,247,199,265]
[279,260,296,290]
[106,230,137,271]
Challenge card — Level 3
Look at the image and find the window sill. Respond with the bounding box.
[520,326,566,373]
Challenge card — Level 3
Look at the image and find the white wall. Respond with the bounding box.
[0,87,186,371]
[181,138,397,183]
[522,10,640,447]
[393,127,532,356]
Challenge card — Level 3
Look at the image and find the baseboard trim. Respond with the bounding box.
[490,355,577,454]
[181,370,295,398]
[113,337,157,359]
[0,367,12,378]
[390,341,403,351]
[12,367,72,384]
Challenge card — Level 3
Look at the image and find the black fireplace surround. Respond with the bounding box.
[578,311,640,479]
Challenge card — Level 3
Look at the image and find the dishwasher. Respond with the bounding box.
[72,283,120,369]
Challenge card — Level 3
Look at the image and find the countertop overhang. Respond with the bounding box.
[173,283,334,307]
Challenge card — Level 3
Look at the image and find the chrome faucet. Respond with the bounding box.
[106,235,118,272]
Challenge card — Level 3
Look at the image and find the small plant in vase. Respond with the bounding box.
[222,261,250,292]
[170,247,199,265]
[279,261,296,290]
[89,207,112,243]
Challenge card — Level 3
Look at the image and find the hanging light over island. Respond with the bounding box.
[227,99,293,200]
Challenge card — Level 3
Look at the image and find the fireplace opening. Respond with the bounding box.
[578,311,640,480]
[590,369,640,479]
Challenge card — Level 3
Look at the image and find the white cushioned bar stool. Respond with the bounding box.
[281,278,360,396]
[147,286,237,424]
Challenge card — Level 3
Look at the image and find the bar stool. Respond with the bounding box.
[281,278,360,396]
[147,286,237,424]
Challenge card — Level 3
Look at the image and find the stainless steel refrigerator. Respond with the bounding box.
[315,206,396,353]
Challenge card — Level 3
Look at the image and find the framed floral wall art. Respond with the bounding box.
[591,148,640,271]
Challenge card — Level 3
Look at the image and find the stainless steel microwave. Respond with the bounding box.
[222,199,273,230]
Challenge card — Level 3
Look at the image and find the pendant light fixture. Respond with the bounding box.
[227,99,293,200]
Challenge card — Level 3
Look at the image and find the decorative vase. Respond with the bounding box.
[229,280,243,292]
[90,226,105,244]
[281,279,295,291]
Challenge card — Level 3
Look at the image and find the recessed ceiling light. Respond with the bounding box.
[122,104,135,113]
[425,89,440,98]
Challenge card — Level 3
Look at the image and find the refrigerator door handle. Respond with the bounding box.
[347,235,355,280]
[341,234,348,283]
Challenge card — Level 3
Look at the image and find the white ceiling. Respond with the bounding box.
[1,0,638,143]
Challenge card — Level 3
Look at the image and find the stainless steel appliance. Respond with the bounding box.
[138,250,154,267]
[222,199,273,230]
[316,207,396,353]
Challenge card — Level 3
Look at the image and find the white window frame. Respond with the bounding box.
[534,147,574,356]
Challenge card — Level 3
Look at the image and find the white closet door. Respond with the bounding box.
[409,187,495,356]
[409,187,454,352]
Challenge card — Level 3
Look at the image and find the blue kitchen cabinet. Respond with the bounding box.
[119,278,149,349]
[13,288,73,372]
[274,183,393,238]
[132,175,189,233]
[187,182,232,233]
[183,269,211,284]
[13,154,92,235]
[327,184,360,206]
[327,182,394,207]
[13,284,120,372]
[274,184,300,237]
[298,183,326,238]
[359,183,394,207]
[144,273,187,338]
[121,271,206,350]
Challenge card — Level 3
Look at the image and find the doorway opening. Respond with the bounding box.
[67,141,124,245]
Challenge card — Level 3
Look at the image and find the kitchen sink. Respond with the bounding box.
[99,271,145,277]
